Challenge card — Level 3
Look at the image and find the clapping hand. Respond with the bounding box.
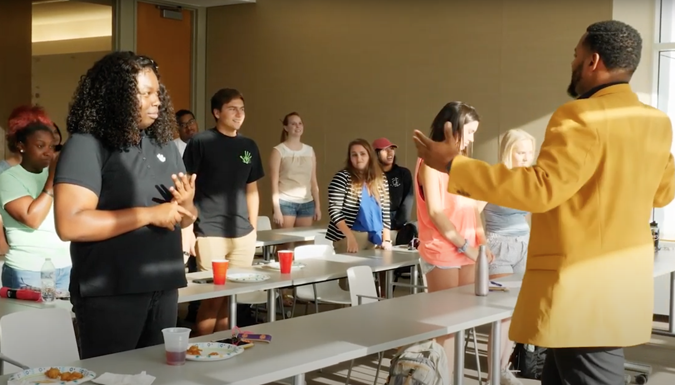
[413,122,461,173]
[169,173,196,207]
[151,201,195,231]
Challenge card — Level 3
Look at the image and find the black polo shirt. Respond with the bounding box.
[183,129,264,238]
[54,133,188,297]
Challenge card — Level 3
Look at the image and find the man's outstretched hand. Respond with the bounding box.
[413,123,461,173]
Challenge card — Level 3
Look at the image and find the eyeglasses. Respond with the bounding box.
[179,119,196,127]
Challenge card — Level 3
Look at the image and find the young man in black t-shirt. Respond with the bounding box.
[183,88,264,335]
[372,138,414,233]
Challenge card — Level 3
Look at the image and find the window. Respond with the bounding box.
[655,0,675,239]
[659,0,675,43]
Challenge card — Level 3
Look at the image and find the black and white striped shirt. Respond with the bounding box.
[326,169,391,242]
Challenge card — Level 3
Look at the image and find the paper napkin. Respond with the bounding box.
[8,380,31,385]
[93,371,156,385]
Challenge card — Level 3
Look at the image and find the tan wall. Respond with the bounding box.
[0,0,32,159]
[32,51,110,136]
[33,37,112,56]
[206,0,613,222]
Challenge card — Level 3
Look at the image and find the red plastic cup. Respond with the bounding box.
[278,250,294,274]
[212,259,229,285]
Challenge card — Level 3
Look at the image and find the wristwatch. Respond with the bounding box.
[456,239,469,254]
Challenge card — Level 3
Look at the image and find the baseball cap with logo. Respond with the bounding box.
[372,138,398,150]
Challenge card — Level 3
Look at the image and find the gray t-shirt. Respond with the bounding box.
[483,203,529,237]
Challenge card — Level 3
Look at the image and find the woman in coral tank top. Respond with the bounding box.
[415,101,492,376]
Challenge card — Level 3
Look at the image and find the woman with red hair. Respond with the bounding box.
[1,105,55,173]
[0,105,56,256]
[0,105,70,290]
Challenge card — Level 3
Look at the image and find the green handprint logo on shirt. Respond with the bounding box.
[240,151,252,165]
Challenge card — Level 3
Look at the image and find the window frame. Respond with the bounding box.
[654,0,675,239]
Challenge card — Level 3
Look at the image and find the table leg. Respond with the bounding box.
[411,265,419,294]
[263,246,272,262]
[292,373,305,385]
[386,270,394,299]
[454,329,465,385]
[229,294,237,329]
[268,290,277,322]
[490,321,501,385]
[670,271,675,334]
[653,271,675,337]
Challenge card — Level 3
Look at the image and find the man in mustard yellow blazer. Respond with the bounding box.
[414,21,675,384]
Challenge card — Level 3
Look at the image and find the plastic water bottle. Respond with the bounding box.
[41,258,56,303]
[474,245,489,296]
[651,220,660,251]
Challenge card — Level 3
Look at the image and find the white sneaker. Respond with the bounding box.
[499,369,523,385]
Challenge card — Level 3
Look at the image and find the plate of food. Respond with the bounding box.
[257,261,305,271]
[227,273,271,283]
[8,366,96,384]
[186,342,245,361]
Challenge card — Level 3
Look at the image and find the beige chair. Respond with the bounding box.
[0,307,79,374]
[291,245,351,316]
[243,216,284,321]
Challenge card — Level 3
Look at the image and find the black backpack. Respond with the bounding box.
[509,343,547,380]
[395,222,418,246]
[393,222,419,283]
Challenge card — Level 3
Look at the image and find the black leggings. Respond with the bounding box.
[73,290,178,359]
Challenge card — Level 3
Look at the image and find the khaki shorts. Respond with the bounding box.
[333,231,376,253]
[195,231,257,271]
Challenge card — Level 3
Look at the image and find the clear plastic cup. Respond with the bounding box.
[162,327,191,365]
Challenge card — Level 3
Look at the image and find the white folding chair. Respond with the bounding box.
[312,231,334,248]
[236,290,284,321]
[0,307,79,374]
[256,216,272,231]
[244,216,283,320]
[292,244,351,316]
[255,215,273,255]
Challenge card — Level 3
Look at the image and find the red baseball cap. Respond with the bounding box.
[372,137,397,150]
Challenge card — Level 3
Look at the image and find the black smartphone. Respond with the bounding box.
[192,278,214,284]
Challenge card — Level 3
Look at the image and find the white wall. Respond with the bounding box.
[32,51,109,133]
[613,0,671,317]
[32,36,111,56]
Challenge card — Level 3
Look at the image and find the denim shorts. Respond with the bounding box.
[279,200,315,218]
[1,263,72,291]
[418,258,461,275]
[487,232,528,276]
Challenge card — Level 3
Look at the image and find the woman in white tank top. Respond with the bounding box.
[269,112,321,228]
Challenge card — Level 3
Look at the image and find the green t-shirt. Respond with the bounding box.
[0,165,71,271]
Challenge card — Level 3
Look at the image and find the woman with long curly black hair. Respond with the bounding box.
[54,51,198,359]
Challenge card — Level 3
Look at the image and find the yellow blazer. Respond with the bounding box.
[447,84,675,347]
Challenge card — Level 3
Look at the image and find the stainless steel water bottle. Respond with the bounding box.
[475,245,489,296]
